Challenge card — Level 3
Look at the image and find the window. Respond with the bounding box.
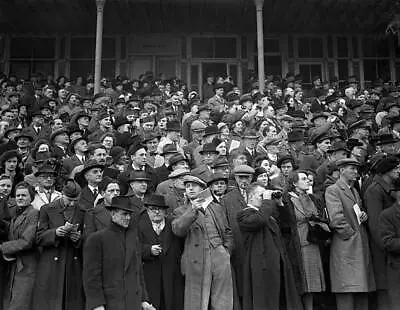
[337,60,349,80]
[362,38,389,58]
[363,59,390,81]
[70,37,116,79]
[298,64,322,87]
[253,56,282,76]
[298,37,323,58]
[192,37,237,58]
[337,37,348,58]
[264,39,280,53]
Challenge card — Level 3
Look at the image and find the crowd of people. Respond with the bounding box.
[0,69,399,310]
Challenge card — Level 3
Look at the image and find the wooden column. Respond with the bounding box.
[94,0,106,94]
[255,0,265,92]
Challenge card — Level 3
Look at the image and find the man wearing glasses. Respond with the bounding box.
[31,165,62,210]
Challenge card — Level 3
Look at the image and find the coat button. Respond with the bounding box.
[54,257,59,261]
[73,256,78,260]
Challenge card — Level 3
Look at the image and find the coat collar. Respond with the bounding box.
[336,178,359,204]
[374,175,393,193]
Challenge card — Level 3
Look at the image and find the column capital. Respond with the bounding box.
[96,0,106,11]
[254,0,264,10]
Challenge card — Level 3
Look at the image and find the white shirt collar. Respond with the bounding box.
[88,184,99,194]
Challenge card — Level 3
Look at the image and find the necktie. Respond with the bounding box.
[93,189,98,198]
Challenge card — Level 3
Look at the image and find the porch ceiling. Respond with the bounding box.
[0,0,395,34]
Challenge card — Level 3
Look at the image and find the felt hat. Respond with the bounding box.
[71,111,91,124]
[142,132,161,144]
[327,141,349,153]
[81,159,104,175]
[14,129,34,142]
[277,155,295,168]
[206,172,228,186]
[166,119,181,132]
[144,194,168,209]
[211,157,230,169]
[191,120,207,132]
[128,143,147,156]
[67,124,84,136]
[113,116,131,130]
[34,165,57,177]
[169,153,188,167]
[62,179,81,198]
[168,168,190,179]
[129,171,150,182]
[4,127,22,138]
[199,143,219,155]
[375,156,400,174]
[106,196,134,213]
[376,134,399,146]
[203,125,219,137]
[160,144,179,156]
[50,128,69,143]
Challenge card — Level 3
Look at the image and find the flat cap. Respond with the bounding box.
[183,175,207,188]
[191,120,207,131]
[62,179,81,198]
[168,168,191,179]
[233,164,255,175]
[336,158,361,167]
[375,156,400,175]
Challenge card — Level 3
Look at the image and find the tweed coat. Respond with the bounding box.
[172,200,234,310]
[379,204,400,306]
[83,222,148,310]
[2,205,39,310]
[364,175,395,290]
[325,178,375,292]
[33,199,85,310]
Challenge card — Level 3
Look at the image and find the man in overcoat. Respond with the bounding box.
[325,158,376,310]
[364,156,400,309]
[139,194,184,310]
[379,178,400,309]
[237,183,303,310]
[83,196,155,310]
[33,179,85,310]
[172,175,234,310]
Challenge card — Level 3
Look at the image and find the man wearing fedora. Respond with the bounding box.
[118,143,158,195]
[77,159,104,210]
[163,168,191,211]
[31,165,62,210]
[157,119,185,156]
[156,154,190,195]
[51,127,70,160]
[208,84,226,113]
[239,129,260,166]
[154,144,180,183]
[126,171,151,209]
[83,196,155,310]
[299,131,332,171]
[183,120,206,162]
[139,194,184,310]
[24,110,50,143]
[191,143,219,181]
[181,104,211,143]
[88,111,114,143]
[325,158,375,310]
[62,137,88,179]
[33,179,85,310]
[172,175,234,310]
[207,173,229,203]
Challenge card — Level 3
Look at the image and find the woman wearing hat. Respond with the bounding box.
[1,182,39,310]
[139,194,184,310]
[0,150,24,196]
[33,179,85,310]
[278,170,328,310]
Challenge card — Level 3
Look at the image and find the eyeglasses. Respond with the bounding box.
[148,207,164,213]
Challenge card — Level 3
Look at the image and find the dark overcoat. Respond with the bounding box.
[118,164,159,195]
[237,202,303,310]
[83,222,148,310]
[220,188,247,297]
[32,199,85,310]
[379,204,400,306]
[138,210,184,310]
[0,197,10,310]
[2,205,39,310]
[364,175,395,290]
[78,186,98,210]
[83,204,111,237]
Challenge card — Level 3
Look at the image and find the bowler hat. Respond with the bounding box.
[128,143,147,156]
[81,159,104,175]
[50,128,69,143]
[67,124,84,137]
[199,143,219,155]
[14,129,34,142]
[31,109,44,118]
[277,155,295,168]
[106,196,134,213]
[346,138,364,150]
[62,179,81,198]
[144,194,168,209]
[113,116,131,130]
[70,137,87,153]
[129,171,150,182]
[311,112,329,123]
[71,111,91,124]
[142,132,161,144]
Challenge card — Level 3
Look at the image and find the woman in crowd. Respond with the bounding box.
[100,132,116,155]
[2,182,39,310]
[279,170,327,310]
[0,150,24,196]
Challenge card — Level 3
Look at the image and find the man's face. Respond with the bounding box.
[249,185,265,208]
[142,122,154,132]
[2,112,14,122]
[92,148,107,165]
[216,88,224,97]
[33,115,44,126]
[388,166,400,181]
[185,182,203,200]
[102,183,120,205]
[15,188,31,207]
[111,209,131,228]
[85,168,103,184]
[168,130,181,143]
[145,138,159,153]
[130,180,148,194]
[233,155,247,167]
[244,137,257,150]
[317,139,331,154]
[202,151,218,166]
[341,165,359,182]
[38,173,55,189]
[55,133,70,145]
[131,148,147,167]
[52,119,64,131]
[75,140,88,153]
[147,206,166,223]
[331,150,348,161]
[234,174,252,189]
[16,137,30,148]
[59,89,68,99]
[211,180,227,197]
[78,116,90,127]
[62,195,78,208]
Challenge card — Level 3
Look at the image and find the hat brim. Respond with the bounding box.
[105,205,134,213]
[144,203,168,209]
[15,134,33,142]
[199,150,219,155]
[129,177,151,182]
[207,177,228,186]
[34,170,57,177]
[81,164,105,175]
